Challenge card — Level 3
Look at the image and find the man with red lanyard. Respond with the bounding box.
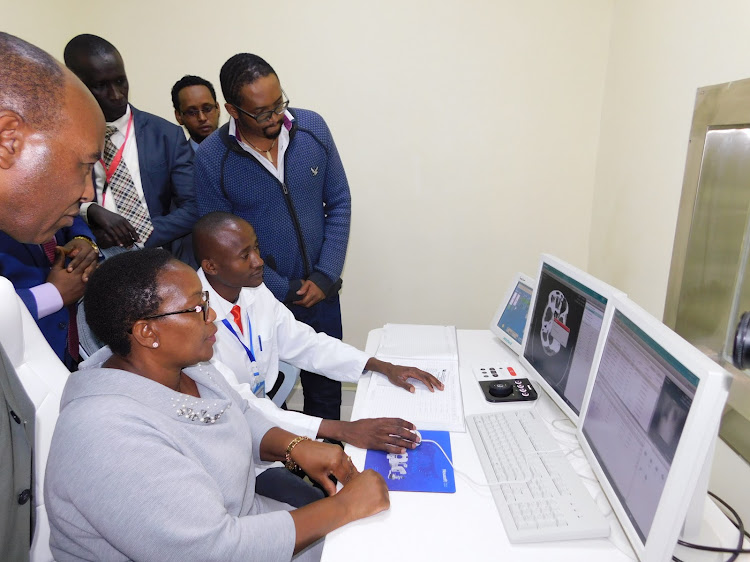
[63,34,198,265]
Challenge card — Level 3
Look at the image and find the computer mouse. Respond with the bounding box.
[412,429,422,446]
[488,381,514,398]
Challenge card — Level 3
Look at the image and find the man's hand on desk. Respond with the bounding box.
[319,418,421,454]
[366,358,445,393]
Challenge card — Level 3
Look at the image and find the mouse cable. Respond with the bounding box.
[672,491,746,562]
[550,417,577,435]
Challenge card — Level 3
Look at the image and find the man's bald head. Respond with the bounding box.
[0,33,104,243]
[0,32,65,131]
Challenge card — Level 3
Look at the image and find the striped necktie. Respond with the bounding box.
[103,125,154,242]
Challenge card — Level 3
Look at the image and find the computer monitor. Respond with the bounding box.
[489,272,535,356]
[579,297,730,562]
[520,254,623,425]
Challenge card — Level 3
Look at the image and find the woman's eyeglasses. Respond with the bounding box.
[143,291,210,322]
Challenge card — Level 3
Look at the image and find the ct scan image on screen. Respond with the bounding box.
[523,263,607,416]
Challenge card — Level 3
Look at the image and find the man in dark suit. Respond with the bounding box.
[0,217,99,369]
[0,33,105,562]
[63,34,198,266]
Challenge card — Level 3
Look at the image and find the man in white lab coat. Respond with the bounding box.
[193,212,443,506]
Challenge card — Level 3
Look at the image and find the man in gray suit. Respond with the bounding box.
[0,32,104,561]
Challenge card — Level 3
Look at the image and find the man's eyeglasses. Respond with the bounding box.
[143,291,211,322]
[180,104,218,119]
[232,91,289,124]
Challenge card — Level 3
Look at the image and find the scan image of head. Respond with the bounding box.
[541,290,568,356]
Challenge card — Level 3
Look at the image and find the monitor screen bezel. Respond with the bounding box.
[489,271,535,356]
[519,254,624,427]
[577,296,730,562]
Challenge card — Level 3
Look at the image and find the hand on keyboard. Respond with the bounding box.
[366,358,445,393]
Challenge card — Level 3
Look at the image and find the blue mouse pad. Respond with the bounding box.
[364,430,455,493]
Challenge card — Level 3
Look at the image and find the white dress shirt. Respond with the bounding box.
[228,111,292,181]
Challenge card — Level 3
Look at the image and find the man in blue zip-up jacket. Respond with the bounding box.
[194,53,351,421]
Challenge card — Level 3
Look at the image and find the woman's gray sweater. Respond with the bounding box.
[44,348,301,561]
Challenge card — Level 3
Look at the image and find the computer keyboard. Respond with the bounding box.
[466,409,610,543]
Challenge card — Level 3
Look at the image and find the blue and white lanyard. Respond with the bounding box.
[221,314,265,397]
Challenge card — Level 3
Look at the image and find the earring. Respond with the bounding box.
[152,342,159,348]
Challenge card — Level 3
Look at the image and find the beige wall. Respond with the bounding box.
[589,0,750,319]
[8,1,614,349]
[13,1,750,345]
[588,1,750,519]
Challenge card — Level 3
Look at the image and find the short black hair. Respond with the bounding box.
[219,53,276,106]
[192,211,245,264]
[84,249,175,356]
[171,75,217,112]
[63,34,119,77]
[0,32,65,130]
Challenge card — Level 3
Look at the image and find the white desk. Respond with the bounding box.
[321,329,746,562]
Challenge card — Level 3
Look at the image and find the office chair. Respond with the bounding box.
[0,276,67,562]
[268,361,300,407]
[76,302,104,360]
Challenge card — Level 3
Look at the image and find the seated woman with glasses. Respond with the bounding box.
[44,249,389,562]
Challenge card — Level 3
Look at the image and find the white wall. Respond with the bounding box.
[589,0,750,318]
[6,0,614,349]
[13,1,750,347]
[589,4,750,515]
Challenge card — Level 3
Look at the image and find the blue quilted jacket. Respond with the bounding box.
[194,108,351,302]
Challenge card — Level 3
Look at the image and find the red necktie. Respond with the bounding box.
[230,305,244,335]
[42,238,80,361]
[41,238,57,263]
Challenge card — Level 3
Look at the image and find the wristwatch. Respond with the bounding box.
[73,235,100,255]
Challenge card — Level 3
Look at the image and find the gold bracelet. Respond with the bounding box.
[72,235,100,254]
[284,436,310,471]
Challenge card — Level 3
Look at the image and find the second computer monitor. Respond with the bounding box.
[520,254,622,424]
[579,297,730,562]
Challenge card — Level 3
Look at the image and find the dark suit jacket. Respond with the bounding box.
[129,107,197,265]
[0,217,93,361]
[0,343,33,562]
